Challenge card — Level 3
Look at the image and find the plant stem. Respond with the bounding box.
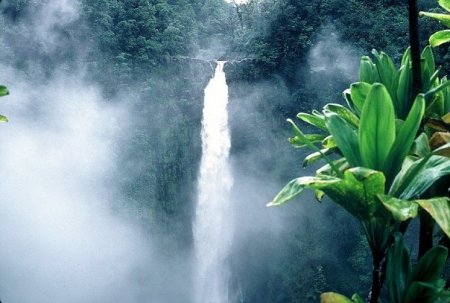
[409,0,422,97]
[367,252,384,303]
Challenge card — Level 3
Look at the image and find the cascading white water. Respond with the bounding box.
[193,61,233,303]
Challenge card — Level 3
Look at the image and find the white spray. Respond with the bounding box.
[194,61,233,303]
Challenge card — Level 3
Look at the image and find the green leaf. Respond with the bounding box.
[320,168,387,221]
[297,112,327,131]
[390,155,450,199]
[267,175,338,207]
[359,56,377,83]
[424,78,450,100]
[325,113,362,167]
[289,133,326,148]
[323,103,359,128]
[386,234,411,303]
[0,115,8,122]
[420,12,450,28]
[401,47,411,67]
[372,50,399,101]
[408,245,448,285]
[269,167,387,223]
[416,197,450,238]
[321,292,353,303]
[350,82,372,114]
[422,46,436,89]
[359,83,396,171]
[439,0,450,12]
[411,133,431,158]
[287,118,341,175]
[378,195,419,221]
[0,85,8,97]
[396,62,412,119]
[350,294,364,303]
[429,30,450,47]
[403,280,446,303]
[384,95,425,185]
[303,148,334,167]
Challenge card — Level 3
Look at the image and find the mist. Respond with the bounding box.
[0,1,193,302]
[0,1,374,302]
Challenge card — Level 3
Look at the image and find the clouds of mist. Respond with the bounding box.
[308,29,360,79]
[0,1,192,302]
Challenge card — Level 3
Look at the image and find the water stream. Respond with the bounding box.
[193,61,233,303]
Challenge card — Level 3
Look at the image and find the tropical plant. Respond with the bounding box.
[420,0,450,47]
[268,32,450,303]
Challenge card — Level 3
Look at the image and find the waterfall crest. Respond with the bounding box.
[193,61,233,303]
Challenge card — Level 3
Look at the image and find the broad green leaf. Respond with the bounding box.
[269,168,387,222]
[429,30,450,47]
[401,47,411,67]
[267,175,338,207]
[325,113,362,167]
[297,112,327,131]
[421,58,432,93]
[420,12,450,28]
[384,95,425,185]
[359,56,377,83]
[372,50,399,101]
[390,155,450,199]
[439,0,450,12]
[396,62,412,119]
[422,46,436,87]
[407,245,448,286]
[343,89,357,113]
[412,133,431,158]
[350,82,372,114]
[386,234,411,303]
[417,197,450,238]
[403,280,446,303]
[321,168,387,221]
[359,83,396,171]
[321,292,353,303]
[378,195,419,221]
[0,115,8,122]
[324,103,359,128]
[0,85,8,97]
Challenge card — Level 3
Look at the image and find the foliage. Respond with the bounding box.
[386,234,450,303]
[269,6,450,301]
[421,0,450,47]
[0,84,8,122]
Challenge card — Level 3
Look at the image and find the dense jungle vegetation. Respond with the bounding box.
[1,0,450,302]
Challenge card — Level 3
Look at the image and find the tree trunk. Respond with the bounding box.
[409,0,422,97]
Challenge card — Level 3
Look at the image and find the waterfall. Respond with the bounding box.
[193,61,233,303]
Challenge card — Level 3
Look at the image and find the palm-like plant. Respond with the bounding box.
[268,47,450,302]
